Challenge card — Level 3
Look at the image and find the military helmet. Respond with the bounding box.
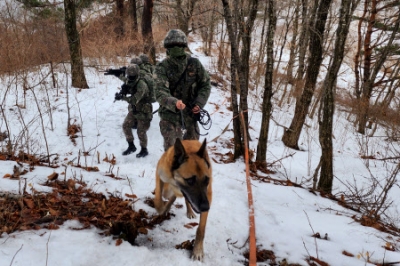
[139,54,150,64]
[130,57,142,65]
[163,29,188,48]
[126,64,140,80]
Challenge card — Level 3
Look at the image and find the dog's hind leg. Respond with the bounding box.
[191,211,209,261]
[185,200,196,219]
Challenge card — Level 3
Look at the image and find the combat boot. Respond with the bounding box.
[122,141,137,156]
[136,147,148,158]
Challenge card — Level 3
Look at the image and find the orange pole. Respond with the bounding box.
[239,111,256,265]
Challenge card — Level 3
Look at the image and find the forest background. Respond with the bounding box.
[1,0,400,265]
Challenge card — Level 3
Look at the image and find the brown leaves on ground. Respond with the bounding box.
[243,248,277,264]
[0,180,170,245]
[67,124,81,145]
[306,256,329,266]
[175,239,195,250]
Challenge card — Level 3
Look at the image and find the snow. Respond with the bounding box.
[1,37,400,266]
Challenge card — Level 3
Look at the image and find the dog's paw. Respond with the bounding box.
[186,209,197,219]
[191,244,204,261]
[191,251,204,261]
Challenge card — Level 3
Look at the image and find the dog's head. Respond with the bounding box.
[171,138,212,213]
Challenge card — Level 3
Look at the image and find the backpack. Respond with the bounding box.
[141,72,156,103]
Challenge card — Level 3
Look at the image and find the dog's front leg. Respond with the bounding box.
[185,200,196,219]
[154,173,165,214]
[191,211,209,261]
[160,195,176,215]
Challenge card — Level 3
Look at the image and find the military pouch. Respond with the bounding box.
[136,103,152,114]
[142,103,153,114]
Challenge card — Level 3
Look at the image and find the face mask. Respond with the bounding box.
[127,75,137,82]
[168,46,186,58]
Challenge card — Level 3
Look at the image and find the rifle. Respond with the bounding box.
[114,84,130,102]
[103,67,127,77]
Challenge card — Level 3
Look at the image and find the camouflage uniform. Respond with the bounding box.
[121,65,153,156]
[154,30,211,151]
[139,54,154,74]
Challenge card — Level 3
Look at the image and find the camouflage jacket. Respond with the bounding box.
[154,54,211,125]
[140,63,153,75]
[122,78,153,120]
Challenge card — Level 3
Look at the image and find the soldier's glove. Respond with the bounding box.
[130,104,137,112]
[114,92,123,101]
[120,84,129,95]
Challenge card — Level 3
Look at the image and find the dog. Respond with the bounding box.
[154,138,212,261]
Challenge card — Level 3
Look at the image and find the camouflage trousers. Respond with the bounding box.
[123,111,151,148]
[159,119,199,151]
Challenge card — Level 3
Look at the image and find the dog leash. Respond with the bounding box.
[180,109,187,138]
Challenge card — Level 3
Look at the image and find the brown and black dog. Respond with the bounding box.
[154,138,212,261]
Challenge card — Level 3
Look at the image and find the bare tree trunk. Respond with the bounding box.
[63,0,88,89]
[238,0,259,142]
[318,0,358,194]
[294,0,310,93]
[256,0,276,166]
[129,0,138,34]
[281,0,332,150]
[142,0,156,63]
[115,0,125,38]
[221,0,244,158]
[286,0,300,84]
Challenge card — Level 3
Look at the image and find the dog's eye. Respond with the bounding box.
[204,176,210,186]
[186,176,196,186]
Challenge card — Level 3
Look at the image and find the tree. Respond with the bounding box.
[354,0,400,134]
[317,0,359,193]
[115,0,125,38]
[221,0,259,159]
[64,0,89,89]
[281,0,333,149]
[256,0,276,167]
[129,0,138,33]
[142,0,155,63]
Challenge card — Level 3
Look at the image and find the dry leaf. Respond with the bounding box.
[49,208,59,216]
[342,250,354,257]
[138,227,148,235]
[3,173,12,178]
[116,239,123,246]
[47,172,58,181]
[125,193,137,199]
[184,222,199,229]
[23,198,35,209]
[67,179,76,190]
[47,224,60,230]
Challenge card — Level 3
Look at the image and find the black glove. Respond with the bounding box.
[114,92,123,101]
[120,84,129,95]
[130,104,137,112]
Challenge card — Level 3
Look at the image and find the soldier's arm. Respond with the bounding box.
[193,60,211,109]
[130,80,148,105]
[154,63,179,112]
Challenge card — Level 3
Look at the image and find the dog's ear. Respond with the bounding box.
[172,138,188,170]
[197,139,210,168]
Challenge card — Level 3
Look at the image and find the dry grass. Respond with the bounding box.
[0,9,170,75]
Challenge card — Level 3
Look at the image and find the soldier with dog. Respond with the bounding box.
[154,29,211,151]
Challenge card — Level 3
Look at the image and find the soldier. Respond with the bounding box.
[139,53,154,74]
[116,64,153,157]
[128,57,143,130]
[154,29,211,151]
